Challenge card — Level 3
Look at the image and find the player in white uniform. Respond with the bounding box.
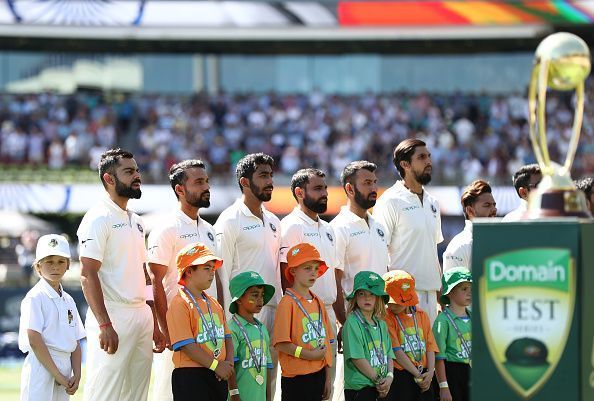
[148,159,222,401]
[214,152,282,399]
[77,149,165,401]
[443,179,497,272]
[279,168,342,401]
[373,138,444,324]
[502,164,541,222]
[19,234,85,401]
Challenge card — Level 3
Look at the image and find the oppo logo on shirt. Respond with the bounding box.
[350,230,365,237]
[180,233,198,239]
[304,232,320,237]
[446,255,464,262]
[112,223,127,229]
[402,206,420,212]
[243,224,260,231]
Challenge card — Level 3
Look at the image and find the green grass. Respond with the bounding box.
[0,364,157,401]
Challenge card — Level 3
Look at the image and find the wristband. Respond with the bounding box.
[209,358,219,371]
[294,346,303,358]
[145,285,154,302]
[386,372,394,378]
[439,381,449,388]
[229,389,240,396]
[99,322,112,329]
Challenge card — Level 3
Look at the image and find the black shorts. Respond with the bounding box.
[444,361,470,401]
[281,368,326,401]
[171,367,228,401]
[345,386,379,401]
[384,368,436,401]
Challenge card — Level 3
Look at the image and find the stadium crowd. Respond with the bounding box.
[1,85,594,185]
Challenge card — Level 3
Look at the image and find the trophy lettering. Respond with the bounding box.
[526,32,592,218]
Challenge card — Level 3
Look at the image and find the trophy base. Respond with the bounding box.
[525,189,592,218]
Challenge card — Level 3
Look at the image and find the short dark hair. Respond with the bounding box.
[290,168,326,200]
[340,160,377,188]
[575,177,593,199]
[169,159,207,199]
[392,138,426,178]
[461,180,493,219]
[235,153,275,192]
[512,164,541,196]
[98,148,134,189]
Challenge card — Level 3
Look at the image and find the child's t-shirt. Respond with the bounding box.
[167,289,231,369]
[432,308,471,364]
[385,306,439,371]
[343,311,395,390]
[18,279,85,354]
[229,315,273,401]
[272,289,334,378]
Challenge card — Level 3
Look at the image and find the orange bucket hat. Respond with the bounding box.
[176,242,223,286]
[285,242,328,284]
[383,270,419,307]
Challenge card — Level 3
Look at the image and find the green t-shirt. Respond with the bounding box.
[432,308,471,364]
[343,312,395,390]
[229,315,273,401]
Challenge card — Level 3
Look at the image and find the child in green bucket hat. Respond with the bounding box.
[342,271,395,401]
[433,266,472,401]
[227,271,276,401]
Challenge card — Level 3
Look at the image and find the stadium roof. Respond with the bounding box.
[0,0,593,53]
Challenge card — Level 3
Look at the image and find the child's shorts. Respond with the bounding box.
[20,348,72,401]
[171,367,228,401]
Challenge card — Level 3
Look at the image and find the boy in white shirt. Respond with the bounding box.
[19,234,86,401]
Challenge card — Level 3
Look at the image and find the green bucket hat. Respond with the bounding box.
[229,271,276,314]
[440,266,472,304]
[346,271,390,304]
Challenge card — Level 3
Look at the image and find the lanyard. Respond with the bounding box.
[183,287,218,347]
[443,308,471,361]
[232,315,264,373]
[393,310,423,363]
[353,309,388,377]
[285,289,324,341]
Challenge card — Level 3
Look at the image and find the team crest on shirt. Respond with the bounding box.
[377,228,385,238]
[326,232,333,243]
[48,239,58,248]
[67,309,73,325]
[431,204,437,215]
[269,223,277,233]
[208,232,215,242]
[137,224,144,233]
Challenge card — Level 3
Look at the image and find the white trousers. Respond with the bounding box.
[151,348,175,401]
[415,290,438,325]
[20,348,72,401]
[324,305,344,401]
[83,303,153,401]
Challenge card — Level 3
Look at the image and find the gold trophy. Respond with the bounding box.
[526,32,592,218]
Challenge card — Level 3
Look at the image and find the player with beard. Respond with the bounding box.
[77,149,165,401]
[214,152,282,400]
[443,180,497,272]
[279,168,341,401]
[373,139,444,324]
[148,160,223,401]
[330,161,389,328]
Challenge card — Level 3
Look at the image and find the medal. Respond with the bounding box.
[317,338,324,348]
[256,374,264,385]
[213,348,221,358]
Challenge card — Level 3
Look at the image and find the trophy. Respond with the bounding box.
[526,32,593,218]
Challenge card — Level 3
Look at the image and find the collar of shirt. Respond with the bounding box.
[236,199,270,220]
[394,180,428,201]
[234,314,263,328]
[338,206,373,224]
[102,194,129,217]
[292,206,320,226]
[38,278,63,299]
[176,208,200,226]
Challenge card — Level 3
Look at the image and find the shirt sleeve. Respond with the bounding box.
[342,317,366,361]
[432,314,448,360]
[20,295,43,333]
[147,225,175,267]
[443,242,469,272]
[435,201,444,244]
[422,312,440,353]
[330,221,347,272]
[167,299,195,351]
[272,297,293,346]
[230,324,241,363]
[385,315,402,352]
[279,221,303,264]
[372,199,397,245]
[77,214,109,263]
[264,327,273,369]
